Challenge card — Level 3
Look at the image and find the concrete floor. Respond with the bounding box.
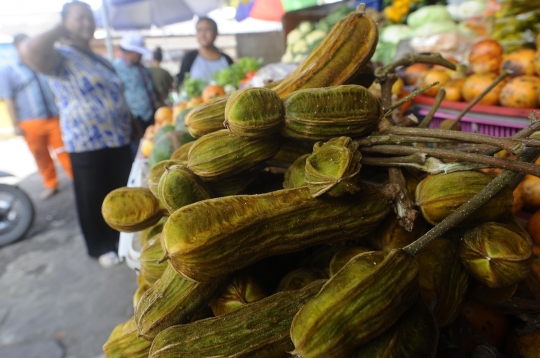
[0,137,138,358]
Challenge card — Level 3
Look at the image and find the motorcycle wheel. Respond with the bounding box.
[0,183,35,247]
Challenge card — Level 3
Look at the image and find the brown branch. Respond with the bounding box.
[381,126,524,154]
[375,53,457,80]
[362,154,427,165]
[356,134,453,147]
[449,70,512,130]
[482,111,540,156]
[360,145,540,177]
[388,168,418,231]
[419,87,446,128]
[384,82,440,113]
[403,145,540,256]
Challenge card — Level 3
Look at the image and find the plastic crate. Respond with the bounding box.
[412,96,534,137]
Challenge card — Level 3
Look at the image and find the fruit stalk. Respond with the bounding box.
[360,144,540,176]
[419,87,446,128]
[375,53,457,80]
[404,144,540,256]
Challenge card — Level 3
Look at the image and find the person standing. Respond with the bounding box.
[0,34,73,200]
[176,17,233,88]
[18,1,133,267]
[113,32,157,156]
[149,47,173,108]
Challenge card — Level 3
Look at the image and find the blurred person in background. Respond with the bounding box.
[149,47,173,108]
[176,17,233,88]
[113,32,158,157]
[0,34,73,200]
[18,0,133,267]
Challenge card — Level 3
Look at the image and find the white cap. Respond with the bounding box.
[119,32,151,55]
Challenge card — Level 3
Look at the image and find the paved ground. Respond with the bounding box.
[0,136,137,358]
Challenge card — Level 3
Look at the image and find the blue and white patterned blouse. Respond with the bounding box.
[47,46,132,153]
[113,59,157,122]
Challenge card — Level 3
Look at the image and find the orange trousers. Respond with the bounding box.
[19,118,73,189]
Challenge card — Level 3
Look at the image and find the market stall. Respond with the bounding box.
[103,1,540,357]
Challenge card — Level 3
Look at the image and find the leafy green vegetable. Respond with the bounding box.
[183,73,206,98]
[213,57,262,87]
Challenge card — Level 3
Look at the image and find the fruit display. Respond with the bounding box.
[402,37,540,109]
[101,4,540,358]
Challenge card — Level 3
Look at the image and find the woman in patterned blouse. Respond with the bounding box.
[19,0,133,268]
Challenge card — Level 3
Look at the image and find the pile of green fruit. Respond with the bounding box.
[101,4,540,358]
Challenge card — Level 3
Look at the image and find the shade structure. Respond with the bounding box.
[235,0,320,22]
[96,0,221,30]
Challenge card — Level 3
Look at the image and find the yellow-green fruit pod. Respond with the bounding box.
[147,160,183,198]
[139,234,166,286]
[369,214,427,250]
[272,139,313,163]
[170,141,195,163]
[134,263,229,341]
[102,187,166,232]
[352,299,439,358]
[149,280,326,358]
[276,268,327,292]
[187,129,282,180]
[102,317,151,358]
[290,249,419,358]
[157,165,212,213]
[460,222,533,288]
[133,274,151,310]
[328,245,371,277]
[209,272,266,316]
[204,171,258,197]
[184,96,228,138]
[415,171,513,227]
[139,221,164,247]
[162,184,389,282]
[283,154,308,189]
[224,87,284,138]
[281,85,383,140]
[416,238,469,327]
[305,136,362,197]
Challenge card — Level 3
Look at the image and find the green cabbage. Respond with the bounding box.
[407,5,453,29]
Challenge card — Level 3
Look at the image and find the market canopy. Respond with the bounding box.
[235,0,320,22]
[96,0,221,30]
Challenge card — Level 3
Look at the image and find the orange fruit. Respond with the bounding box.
[201,85,226,102]
[154,106,173,124]
[527,210,540,247]
[418,69,451,97]
[461,73,505,105]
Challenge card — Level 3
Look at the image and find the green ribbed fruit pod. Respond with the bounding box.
[352,299,439,357]
[139,221,164,247]
[209,272,266,316]
[147,160,184,198]
[139,234,167,286]
[161,184,389,282]
[281,85,383,140]
[102,317,151,358]
[283,154,309,189]
[460,222,533,288]
[328,245,371,277]
[157,165,212,213]
[134,263,229,341]
[276,268,327,292]
[305,136,362,197]
[204,171,258,197]
[148,280,326,358]
[187,129,282,180]
[416,238,468,326]
[224,87,284,138]
[415,171,513,227]
[368,214,428,250]
[102,187,166,233]
[290,249,418,358]
[170,141,195,163]
[184,96,228,138]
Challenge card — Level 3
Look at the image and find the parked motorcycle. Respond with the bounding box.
[0,171,35,246]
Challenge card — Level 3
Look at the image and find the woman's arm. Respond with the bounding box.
[18,24,66,75]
